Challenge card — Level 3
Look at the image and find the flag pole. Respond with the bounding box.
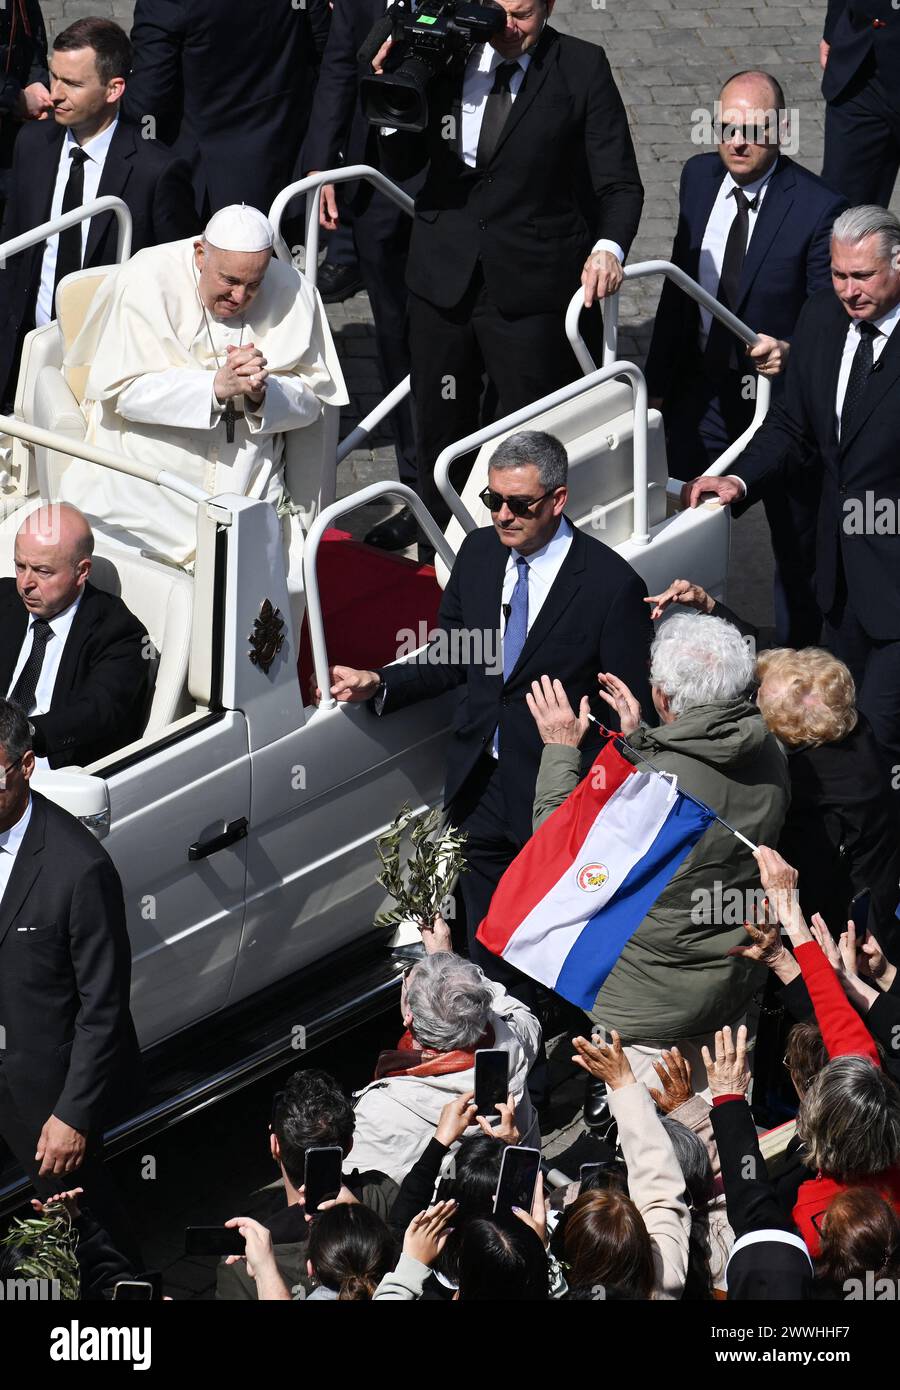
[587,715,760,854]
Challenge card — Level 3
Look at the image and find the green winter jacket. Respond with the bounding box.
[532,699,790,1043]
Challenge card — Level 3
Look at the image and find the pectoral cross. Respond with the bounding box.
[224,397,236,445]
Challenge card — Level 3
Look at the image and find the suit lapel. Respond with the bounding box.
[87,122,133,264]
[0,794,45,950]
[505,522,586,683]
[736,159,795,310]
[488,29,557,165]
[51,583,98,701]
[35,122,66,225]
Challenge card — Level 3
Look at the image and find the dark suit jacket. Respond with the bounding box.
[731,287,900,640]
[0,0,48,180]
[823,0,900,107]
[124,0,331,216]
[376,521,654,845]
[303,0,382,183]
[0,115,197,397]
[378,25,643,316]
[0,580,151,768]
[0,790,140,1135]
[644,153,847,403]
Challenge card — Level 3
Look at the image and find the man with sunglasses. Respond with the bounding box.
[0,697,142,1266]
[328,430,653,1108]
[645,69,847,649]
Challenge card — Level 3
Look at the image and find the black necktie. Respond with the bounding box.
[704,186,758,377]
[476,61,518,169]
[53,146,90,312]
[840,321,879,440]
[9,618,55,715]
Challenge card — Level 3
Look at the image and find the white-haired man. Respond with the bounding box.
[58,204,348,567]
[682,205,900,816]
[526,611,789,1092]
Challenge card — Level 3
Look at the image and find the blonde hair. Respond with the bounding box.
[756,647,857,748]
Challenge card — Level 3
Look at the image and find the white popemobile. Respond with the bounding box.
[0,171,770,1193]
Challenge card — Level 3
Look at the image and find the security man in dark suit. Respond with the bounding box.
[683,206,900,816]
[821,0,900,207]
[303,0,420,552]
[645,70,847,647]
[0,17,196,410]
[1,504,150,769]
[124,0,332,219]
[327,430,654,1104]
[370,0,643,535]
[0,697,142,1263]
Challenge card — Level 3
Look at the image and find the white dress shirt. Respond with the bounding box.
[36,117,119,328]
[835,299,900,438]
[697,158,778,345]
[0,797,33,908]
[7,593,83,718]
[461,44,624,264]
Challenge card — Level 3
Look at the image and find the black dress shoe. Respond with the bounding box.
[584,1076,611,1130]
[317,261,365,304]
[364,507,420,551]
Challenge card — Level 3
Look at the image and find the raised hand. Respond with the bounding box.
[525,674,589,747]
[572,1029,636,1090]
[647,1047,694,1114]
[701,1024,751,1099]
[596,671,641,736]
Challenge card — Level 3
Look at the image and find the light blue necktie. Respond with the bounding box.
[493,555,529,756]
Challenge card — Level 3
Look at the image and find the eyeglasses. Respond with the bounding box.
[479,486,555,517]
[0,756,23,791]
[715,121,778,146]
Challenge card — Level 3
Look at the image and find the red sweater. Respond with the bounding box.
[791,940,900,1254]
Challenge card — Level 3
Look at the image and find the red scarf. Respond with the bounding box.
[374,1025,495,1081]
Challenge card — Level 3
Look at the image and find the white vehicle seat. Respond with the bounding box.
[0,521,194,735]
[439,377,669,585]
[25,267,111,501]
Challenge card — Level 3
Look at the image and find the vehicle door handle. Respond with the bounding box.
[188,817,249,861]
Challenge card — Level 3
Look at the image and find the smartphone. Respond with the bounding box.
[850,887,872,938]
[112,1272,161,1300]
[493,1145,541,1223]
[303,1145,343,1214]
[475,1048,509,1122]
[184,1226,246,1257]
[579,1161,627,1194]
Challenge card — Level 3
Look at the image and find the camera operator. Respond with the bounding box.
[365,0,643,539]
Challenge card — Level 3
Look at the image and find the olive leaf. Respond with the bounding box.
[374,805,467,930]
[0,1202,81,1300]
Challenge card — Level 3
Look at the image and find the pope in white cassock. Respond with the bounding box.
[58,204,348,568]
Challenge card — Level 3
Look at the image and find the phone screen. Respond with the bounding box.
[475,1049,509,1118]
[850,887,872,938]
[184,1227,246,1257]
[303,1145,343,1214]
[493,1146,541,1223]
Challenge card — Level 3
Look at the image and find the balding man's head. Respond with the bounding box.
[717,70,785,185]
[14,503,93,619]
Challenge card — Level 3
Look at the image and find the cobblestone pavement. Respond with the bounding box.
[24,1,900,1297]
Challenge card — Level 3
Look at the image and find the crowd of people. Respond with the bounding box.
[0,0,898,1311]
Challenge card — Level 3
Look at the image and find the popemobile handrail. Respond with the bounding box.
[305,481,457,713]
[565,260,772,476]
[0,195,133,266]
[0,412,206,502]
[432,360,652,545]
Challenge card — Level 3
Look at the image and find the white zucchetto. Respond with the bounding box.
[204,204,275,253]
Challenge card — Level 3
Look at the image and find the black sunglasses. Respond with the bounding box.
[479,486,555,517]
